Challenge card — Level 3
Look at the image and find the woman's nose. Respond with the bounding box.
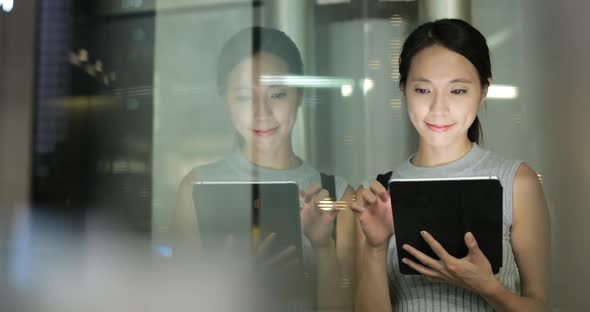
[429,92,450,113]
[251,91,272,118]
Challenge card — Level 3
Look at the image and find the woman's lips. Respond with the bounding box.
[425,122,454,132]
[252,127,278,136]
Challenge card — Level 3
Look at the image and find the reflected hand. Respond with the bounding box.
[401,231,500,296]
[223,233,300,275]
[255,233,300,271]
[300,183,339,248]
[350,181,394,249]
[220,233,303,309]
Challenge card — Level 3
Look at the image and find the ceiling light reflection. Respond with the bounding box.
[488,84,518,99]
[260,75,354,89]
[1,0,14,12]
[362,78,374,95]
[341,84,353,97]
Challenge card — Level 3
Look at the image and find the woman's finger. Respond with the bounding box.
[256,233,276,256]
[369,180,389,203]
[314,189,330,203]
[350,187,366,213]
[315,189,337,214]
[301,183,322,204]
[263,245,297,266]
[361,188,378,207]
[420,231,454,262]
[401,257,444,280]
[402,243,444,272]
[464,232,485,259]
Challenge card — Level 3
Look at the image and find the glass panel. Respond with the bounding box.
[1,0,589,310]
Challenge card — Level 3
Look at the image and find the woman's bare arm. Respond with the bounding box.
[480,164,551,311]
[314,185,356,311]
[352,183,395,312]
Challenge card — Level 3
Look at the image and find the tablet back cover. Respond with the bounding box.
[389,178,503,275]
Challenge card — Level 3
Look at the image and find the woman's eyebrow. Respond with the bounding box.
[450,78,473,83]
[410,77,473,84]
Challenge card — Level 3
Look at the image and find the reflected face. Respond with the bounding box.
[404,45,488,148]
[224,52,300,152]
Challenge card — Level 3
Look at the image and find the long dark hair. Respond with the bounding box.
[399,19,491,144]
[217,26,304,94]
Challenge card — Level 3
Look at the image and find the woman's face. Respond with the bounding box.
[224,52,300,153]
[404,45,489,148]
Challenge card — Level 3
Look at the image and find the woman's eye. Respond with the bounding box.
[414,88,429,94]
[270,91,287,99]
[451,89,467,95]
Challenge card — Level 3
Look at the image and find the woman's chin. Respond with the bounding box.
[421,135,456,148]
[246,137,281,152]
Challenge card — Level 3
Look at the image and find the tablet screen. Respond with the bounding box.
[192,181,306,307]
[192,181,302,255]
[389,177,503,275]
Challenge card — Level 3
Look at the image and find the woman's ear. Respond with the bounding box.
[479,78,492,107]
[296,88,304,107]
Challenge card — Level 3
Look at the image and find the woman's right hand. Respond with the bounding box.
[223,233,300,273]
[350,181,394,249]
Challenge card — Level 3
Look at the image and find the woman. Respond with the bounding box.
[352,19,551,311]
[174,26,355,310]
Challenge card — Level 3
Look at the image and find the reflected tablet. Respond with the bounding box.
[389,177,503,275]
[192,181,302,256]
[193,181,306,303]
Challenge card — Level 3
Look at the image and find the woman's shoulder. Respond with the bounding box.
[513,162,542,190]
[375,158,412,184]
[178,157,232,187]
[476,145,520,167]
[474,148,544,203]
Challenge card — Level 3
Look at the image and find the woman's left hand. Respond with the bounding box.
[401,231,501,296]
[300,183,339,248]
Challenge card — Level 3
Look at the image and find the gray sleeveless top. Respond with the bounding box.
[387,144,522,311]
[194,152,348,199]
[192,152,348,268]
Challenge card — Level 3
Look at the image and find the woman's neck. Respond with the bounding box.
[412,138,474,168]
[241,143,301,170]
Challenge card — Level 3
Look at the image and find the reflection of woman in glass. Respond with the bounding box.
[352,19,550,311]
[175,26,354,310]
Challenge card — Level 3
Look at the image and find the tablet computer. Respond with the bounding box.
[389,176,503,275]
[193,181,306,304]
[192,181,303,256]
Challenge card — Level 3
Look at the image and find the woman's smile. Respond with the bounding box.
[252,126,279,137]
[425,121,454,132]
